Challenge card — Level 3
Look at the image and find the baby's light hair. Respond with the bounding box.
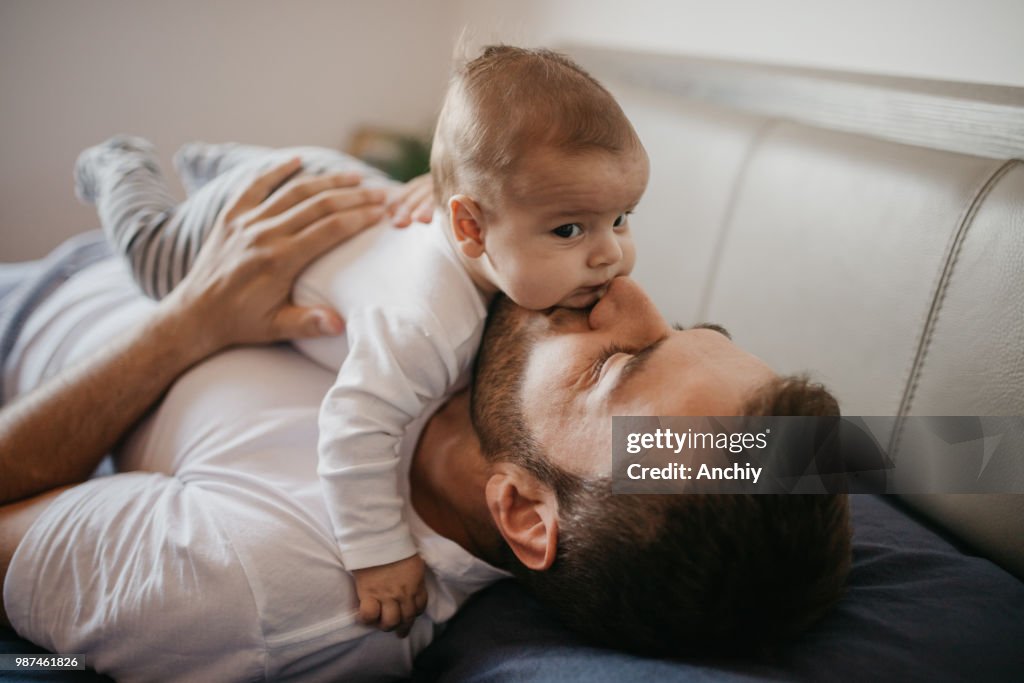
[430,45,642,214]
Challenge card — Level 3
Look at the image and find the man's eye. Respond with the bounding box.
[591,344,629,382]
[552,223,583,239]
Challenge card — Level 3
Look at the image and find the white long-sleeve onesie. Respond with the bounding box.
[293,212,489,570]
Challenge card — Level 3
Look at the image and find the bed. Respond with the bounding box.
[3,45,1024,681]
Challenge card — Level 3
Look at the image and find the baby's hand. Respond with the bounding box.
[387,173,435,227]
[352,554,428,637]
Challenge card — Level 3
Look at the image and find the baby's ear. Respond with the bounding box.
[449,195,486,259]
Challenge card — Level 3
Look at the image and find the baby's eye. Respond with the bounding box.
[612,212,631,228]
[552,223,583,239]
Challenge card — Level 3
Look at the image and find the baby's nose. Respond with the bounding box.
[588,232,624,269]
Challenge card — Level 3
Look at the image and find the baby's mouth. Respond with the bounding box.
[581,282,612,298]
[560,282,610,309]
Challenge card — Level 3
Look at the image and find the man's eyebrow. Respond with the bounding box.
[672,322,732,339]
[694,322,732,339]
[614,337,668,390]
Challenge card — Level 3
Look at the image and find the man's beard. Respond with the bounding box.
[469,296,584,574]
[471,295,583,496]
[471,295,536,464]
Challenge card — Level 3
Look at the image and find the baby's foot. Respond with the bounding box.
[74,135,159,204]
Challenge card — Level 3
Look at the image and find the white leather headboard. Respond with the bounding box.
[569,45,1024,578]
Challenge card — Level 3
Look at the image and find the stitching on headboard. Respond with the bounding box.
[888,158,1021,455]
[695,118,779,322]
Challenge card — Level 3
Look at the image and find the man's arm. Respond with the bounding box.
[0,306,220,502]
[0,156,387,504]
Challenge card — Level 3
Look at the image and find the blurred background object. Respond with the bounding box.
[2,0,1023,259]
[347,127,431,182]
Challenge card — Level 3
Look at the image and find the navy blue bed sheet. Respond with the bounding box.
[2,496,1022,682]
[411,494,1023,682]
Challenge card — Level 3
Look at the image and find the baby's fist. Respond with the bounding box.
[353,554,428,637]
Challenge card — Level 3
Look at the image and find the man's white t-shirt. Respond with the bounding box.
[2,258,507,682]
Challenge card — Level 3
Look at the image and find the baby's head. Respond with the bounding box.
[431,46,649,310]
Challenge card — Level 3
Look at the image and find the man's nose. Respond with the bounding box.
[588,277,667,340]
[587,231,624,269]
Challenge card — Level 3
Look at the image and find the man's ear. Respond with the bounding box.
[485,464,558,571]
[449,195,486,259]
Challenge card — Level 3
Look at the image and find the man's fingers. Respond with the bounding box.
[250,171,364,223]
[271,306,344,341]
[359,597,382,626]
[286,204,386,269]
[265,186,387,237]
[268,203,384,285]
[223,157,302,224]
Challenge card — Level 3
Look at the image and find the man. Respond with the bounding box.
[0,163,851,680]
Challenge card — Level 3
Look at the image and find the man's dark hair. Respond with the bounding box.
[479,360,852,657]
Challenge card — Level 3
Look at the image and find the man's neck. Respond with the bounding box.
[409,389,502,564]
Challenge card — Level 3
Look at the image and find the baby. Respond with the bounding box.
[75,45,649,634]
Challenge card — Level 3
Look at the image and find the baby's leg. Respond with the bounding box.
[74,136,227,300]
[174,142,277,195]
[77,138,397,300]
[174,142,396,196]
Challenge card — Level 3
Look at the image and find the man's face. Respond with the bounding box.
[474,277,777,477]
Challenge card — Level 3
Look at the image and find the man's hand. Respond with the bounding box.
[0,157,386,505]
[387,173,435,227]
[166,157,387,356]
[352,554,428,638]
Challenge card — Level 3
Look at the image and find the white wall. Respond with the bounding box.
[4,0,1023,260]
[453,0,1024,87]
[0,0,457,260]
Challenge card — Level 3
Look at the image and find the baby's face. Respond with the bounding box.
[481,145,648,310]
